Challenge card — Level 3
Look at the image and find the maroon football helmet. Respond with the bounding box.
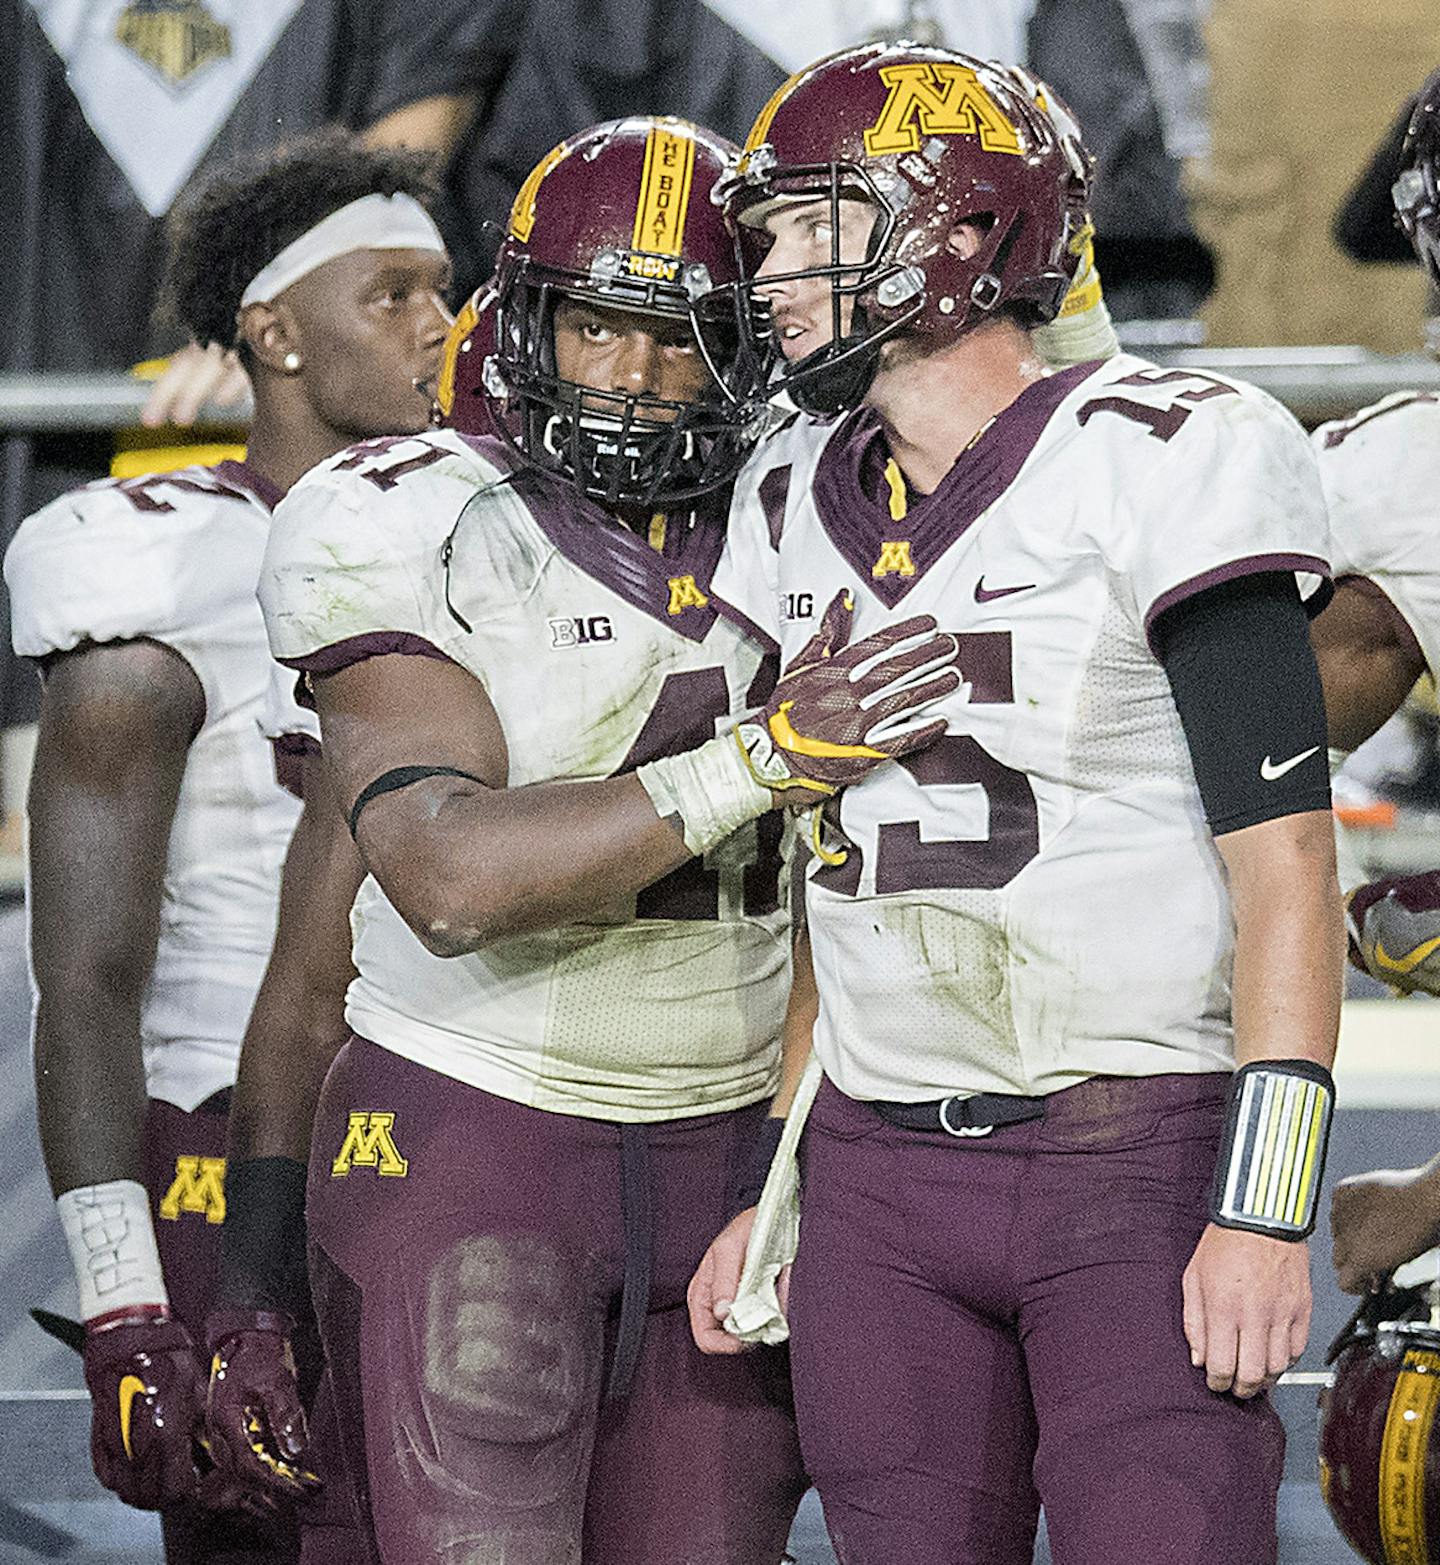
[445,117,764,508]
[1395,67,1440,289]
[715,44,1092,415]
[1319,1280,1440,1563]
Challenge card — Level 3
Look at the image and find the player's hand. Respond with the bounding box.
[689,1208,784,1355]
[1347,873,1440,996]
[1331,1164,1440,1294]
[1181,1224,1311,1398]
[139,343,251,428]
[739,590,961,799]
[204,1311,319,1506]
[83,1313,206,1509]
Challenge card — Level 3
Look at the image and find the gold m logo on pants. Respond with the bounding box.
[332,1112,409,1178]
[159,1155,226,1224]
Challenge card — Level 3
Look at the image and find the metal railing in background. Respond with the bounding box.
[3,349,1440,433]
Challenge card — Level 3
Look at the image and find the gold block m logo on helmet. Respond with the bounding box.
[863,63,1022,158]
[332,1112,409,1178]
[632,123,697,258]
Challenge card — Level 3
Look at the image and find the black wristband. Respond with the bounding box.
[216,1157,311,1319]
[728,1116,786,1220]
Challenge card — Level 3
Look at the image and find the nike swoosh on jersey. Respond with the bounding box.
[119,1374,148,1460]
[1259,746,1320,781]
[974,578,1036,603]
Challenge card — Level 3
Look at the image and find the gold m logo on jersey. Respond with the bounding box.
[863,63,1022,159]
[332,1113,409,1178]
[666,574,709,615]
[115,0,232,89]
[159,1155,226,1224]
[872,541,916,579]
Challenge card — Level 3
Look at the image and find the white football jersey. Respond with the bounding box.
[1313,392,1440,677]
[718,354,1330,1103]
[260,430,788,1123]
[5,461,300,1110]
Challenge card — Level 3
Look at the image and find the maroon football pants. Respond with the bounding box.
[306,1036,807,1565]
[788,1073,1286,1565]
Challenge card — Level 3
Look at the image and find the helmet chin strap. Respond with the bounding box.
[787,336,883,417]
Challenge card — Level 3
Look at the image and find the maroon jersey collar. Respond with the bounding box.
[811,360,1100,608]
[213,458,285,512]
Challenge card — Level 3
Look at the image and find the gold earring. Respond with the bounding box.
[283,351,301,372]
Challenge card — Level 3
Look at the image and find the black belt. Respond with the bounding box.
[869,1091,1047,1137]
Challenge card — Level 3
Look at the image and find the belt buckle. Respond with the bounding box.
[938,1095,993,1138]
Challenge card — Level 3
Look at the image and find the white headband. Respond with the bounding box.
[239,192,446,308]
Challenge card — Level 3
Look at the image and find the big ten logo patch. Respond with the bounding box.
[549,614,615,649]
[666,574,709,615]
[782,591,814,622]
[159,1156,226,1224]
[872,540,916,579]
[331,1113,409,1178]
[863,62,1022,159]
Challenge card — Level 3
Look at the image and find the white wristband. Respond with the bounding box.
[635,733,773,858]
[56,1179,169,1322]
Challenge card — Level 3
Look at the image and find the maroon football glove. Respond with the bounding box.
[204,1311,319,1506]
[737,590,962,793]
[82,1311,205,1510]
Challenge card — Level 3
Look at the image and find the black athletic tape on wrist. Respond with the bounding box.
[1209,1059,1334,1240]
[347,765,486,839]
[216,1157,311,1319]
[727,1116,786,1220]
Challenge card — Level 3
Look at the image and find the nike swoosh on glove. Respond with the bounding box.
[737,589,962,793]
[83,1312,205,1510]
[204,1310,320,1508]
[1348,871,1440,996]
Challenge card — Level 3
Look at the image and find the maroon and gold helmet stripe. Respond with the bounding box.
[744,66,809,153]
[631,122,697,258]
[508,140,569,243]
[435,290,482,418]
[1380,1347,1440,1561]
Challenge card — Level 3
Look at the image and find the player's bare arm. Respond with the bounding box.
[315,651,693,954]
[30,640,203,1193]
[223,750,364,1167]
[315,600,959,957]
[1331,1156,1440,1294]
[29,637,209,1510]
[1181,809,1343,1399]
[1310,577,1426,752]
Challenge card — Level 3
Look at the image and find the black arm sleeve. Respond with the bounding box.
[1152,572,1331,837]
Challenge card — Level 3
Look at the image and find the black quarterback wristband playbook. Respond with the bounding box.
[1209,1059,1335,1240]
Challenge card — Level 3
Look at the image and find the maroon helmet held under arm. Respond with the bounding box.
[1318,1280,1440,1563]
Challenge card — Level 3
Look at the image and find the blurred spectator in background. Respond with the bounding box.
[0,0,510,829]
[446,0,784,281]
